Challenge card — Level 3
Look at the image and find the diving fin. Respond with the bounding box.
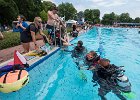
[122,91,136,99]
[78,70,87,82]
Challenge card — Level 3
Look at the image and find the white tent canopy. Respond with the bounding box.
[66,20,77,24]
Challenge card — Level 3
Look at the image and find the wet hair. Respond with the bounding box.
[101,58,110,62]
[77,41,83,47]
[19,15,26,21]
[89,51,97,57]
[99,58,110,67]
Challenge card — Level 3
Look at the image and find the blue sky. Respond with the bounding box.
[44,0,140,19]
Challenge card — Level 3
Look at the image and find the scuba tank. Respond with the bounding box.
[112,66,132,93]
[116,75,131,93]
[116,74,136,99]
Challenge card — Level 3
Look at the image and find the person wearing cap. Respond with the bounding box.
[16,15,28,33]
[95,58,127,100]
[21,17,49,53]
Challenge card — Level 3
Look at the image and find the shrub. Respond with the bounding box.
[0,32,20,50]
[0,31,48,50]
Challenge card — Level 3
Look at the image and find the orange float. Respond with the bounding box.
[0,70,29,93]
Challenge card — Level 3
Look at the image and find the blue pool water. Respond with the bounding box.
[0,27,140,100]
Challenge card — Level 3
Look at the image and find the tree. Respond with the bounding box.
[33,0,43,16]
[40,10,48,22]
[119,13,132,23]
[0,0,19,25]
[13,0,43,21]
[101,14,111,25]
[84,9,93,22]
[101,12,118,25]
[77,11,84,21]
[84,9,100,24]
[134,17,140,23]
[58,2,77,20]
[92,9,100,24]
[42,1,56,13]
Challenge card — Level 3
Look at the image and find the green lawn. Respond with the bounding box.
[0,31,48,50]
[0,32,20,50]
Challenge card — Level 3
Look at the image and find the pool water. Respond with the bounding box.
[0,27,140,100]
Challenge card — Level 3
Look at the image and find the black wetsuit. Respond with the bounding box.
[95,64,126,100]
[71,46,87,69]
[85,55,100,82]
[71,46,87,58]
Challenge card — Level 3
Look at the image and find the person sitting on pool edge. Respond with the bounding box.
[55,27,71,47]
[94,58,127,100]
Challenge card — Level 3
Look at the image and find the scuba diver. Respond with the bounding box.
[93,58,131,100]
[71,41,87,69]
[84,51,100,68]
[71,41,87,58]
[81,51,100,86]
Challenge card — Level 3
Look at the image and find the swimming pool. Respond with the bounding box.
[0,27,140,100]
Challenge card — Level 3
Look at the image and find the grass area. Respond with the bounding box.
[0,32,20,50]
[0,31,48,50]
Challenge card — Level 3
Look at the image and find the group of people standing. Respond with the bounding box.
[70,41,132,100]
[16,6,70,53]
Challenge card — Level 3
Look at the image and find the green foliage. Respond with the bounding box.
[84,9,93,22]
[0,31,48,50]
[42,1,56,13]
[0,0,19,25]
[134,17,140,23]
[84,9,100,24]
[92,9,100,24]
[102,12,119,25]
[101,14,111,25]
[58,2,77,20]
[0,32,20,50]
[13,0,43,21]
[41,1,56,22]
[119,13,132,23]
[1,0,139,27]
[77,11,84,20]
[40,10,48,22]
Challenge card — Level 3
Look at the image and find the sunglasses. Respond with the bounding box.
[38,21,42,23]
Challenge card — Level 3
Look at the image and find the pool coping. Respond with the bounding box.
[26,34,79,71]
[27,47,61,71]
